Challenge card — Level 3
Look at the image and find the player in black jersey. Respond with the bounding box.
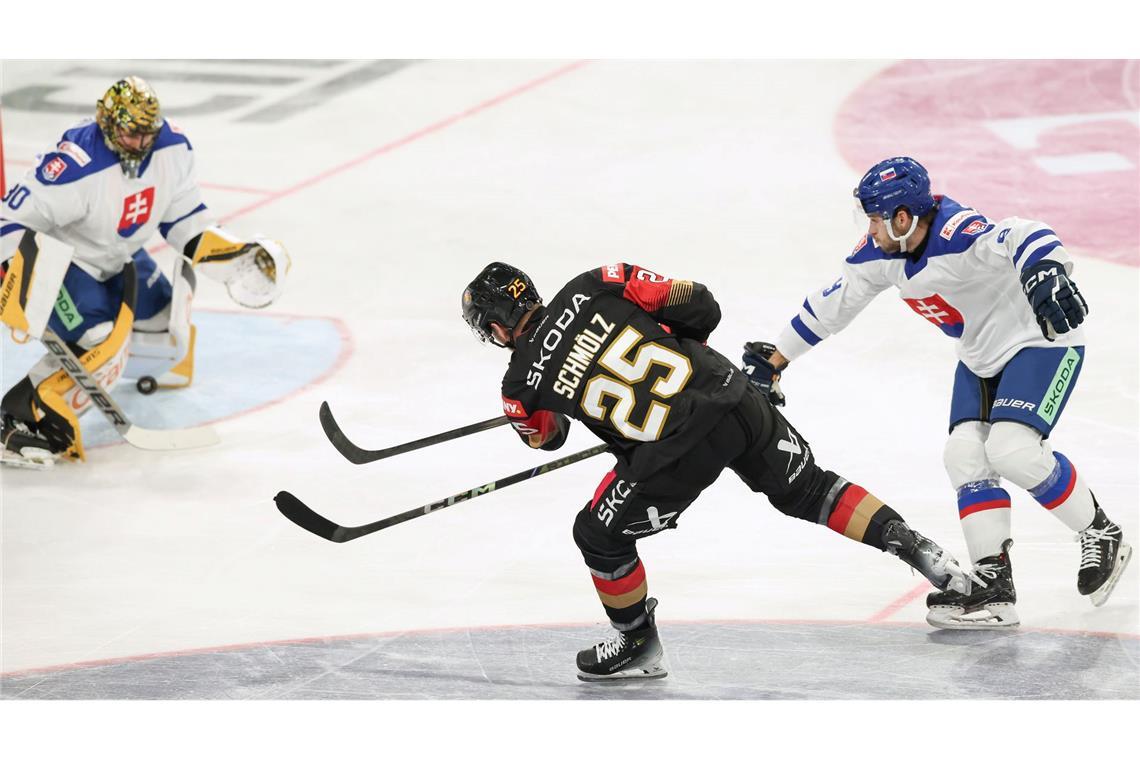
[463,261,974,682]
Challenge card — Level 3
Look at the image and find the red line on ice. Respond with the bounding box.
[866,581,930,623]
[4,616,1135,680]
[218,60,592,226]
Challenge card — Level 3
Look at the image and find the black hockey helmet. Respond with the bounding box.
[462,262,542,347]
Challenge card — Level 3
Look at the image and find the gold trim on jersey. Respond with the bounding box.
[665,279,694,307]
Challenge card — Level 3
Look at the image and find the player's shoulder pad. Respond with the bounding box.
[845,234,892,264]
[929,196,994,254]
[34,120,118,185]
[151,120,194,153]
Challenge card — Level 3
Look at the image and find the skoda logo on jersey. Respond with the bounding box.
[118,188,156,237]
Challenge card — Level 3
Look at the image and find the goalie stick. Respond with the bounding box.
[40,328,219,451]
[319,400,509,464]
[275,443,608,542]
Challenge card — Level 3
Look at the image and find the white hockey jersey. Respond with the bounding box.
[776,196,1084,378]
[0,119,215,281]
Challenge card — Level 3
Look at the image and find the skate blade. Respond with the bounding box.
[1088,543,1132,608]
[577,664,668,683]
[926,602,1020,630]
[0,449,56,471]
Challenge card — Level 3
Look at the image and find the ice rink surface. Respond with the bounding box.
[2,60,1138,702]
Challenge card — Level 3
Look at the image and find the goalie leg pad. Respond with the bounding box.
[14,262,138,460]
[127,255,196,387]
[29,316,132,461]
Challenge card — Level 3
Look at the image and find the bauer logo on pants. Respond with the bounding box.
[621,506,678,536]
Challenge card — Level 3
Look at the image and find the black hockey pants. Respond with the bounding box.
[572,385,859,629]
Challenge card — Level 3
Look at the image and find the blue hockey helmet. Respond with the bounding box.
[854,157,935,219]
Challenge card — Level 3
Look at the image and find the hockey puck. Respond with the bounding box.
[136,376,158,395]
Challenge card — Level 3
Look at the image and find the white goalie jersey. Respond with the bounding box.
[776,196,1085,378]
[0,118,215,280]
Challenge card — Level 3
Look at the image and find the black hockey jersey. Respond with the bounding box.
[500,263,747,479]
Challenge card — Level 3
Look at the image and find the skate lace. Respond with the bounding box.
[971,561,1001,582]
[1077,525,1119,570]
[595,631,627,660]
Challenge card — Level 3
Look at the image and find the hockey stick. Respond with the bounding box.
[319,400,509,464]
[39,328,219,451]
[275,443,608,542]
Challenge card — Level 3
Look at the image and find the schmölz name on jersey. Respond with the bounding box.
[553,312,618,399]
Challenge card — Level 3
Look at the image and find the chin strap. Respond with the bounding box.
[885,213,920,253]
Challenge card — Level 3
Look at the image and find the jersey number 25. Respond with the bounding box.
[581,326,692,441]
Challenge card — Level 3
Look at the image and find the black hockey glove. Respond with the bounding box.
[742,341,786,406]
[1020,260,1088,340]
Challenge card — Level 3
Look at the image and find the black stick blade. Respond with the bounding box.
[275,491,350,542]
[319,401,511,466]
[319,401,372,465]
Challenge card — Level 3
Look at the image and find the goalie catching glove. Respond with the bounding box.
[187,227,291,309]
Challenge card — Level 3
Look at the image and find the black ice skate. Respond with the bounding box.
[1077,504,1133,607]
[0,415,59,470]
[926,539,1019,629]
[576,597,667,682]
[882,519,972,594]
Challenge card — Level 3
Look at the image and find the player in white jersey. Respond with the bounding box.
[741,157,1131,628]
[0,76,290,468]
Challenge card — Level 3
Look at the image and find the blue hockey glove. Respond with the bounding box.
[1020,260,1089,340]
[742,341,786,406]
